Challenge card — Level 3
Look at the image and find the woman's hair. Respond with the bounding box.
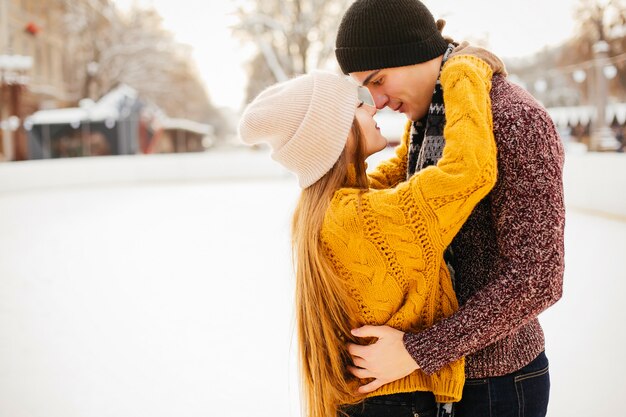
[291,117,370,417]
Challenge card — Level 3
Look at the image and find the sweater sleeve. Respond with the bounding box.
[367,120,411,190]
[403,88,566,375]
[413,55,498,247]
[352,56,496,248]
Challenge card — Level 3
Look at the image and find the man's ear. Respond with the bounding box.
[436,18,457,45]
[436,19,446,32]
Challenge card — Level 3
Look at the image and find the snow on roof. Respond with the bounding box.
[161,118,214,136]
[548,106,593,128]
[547,103,626,128]
[26,107,87,126]
[609,103,626,125]
[91,84,138,120]
[26,84,139,126]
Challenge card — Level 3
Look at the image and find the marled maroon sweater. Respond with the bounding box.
[403,74,565,378]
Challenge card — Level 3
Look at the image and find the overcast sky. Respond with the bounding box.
[113,0,581,112]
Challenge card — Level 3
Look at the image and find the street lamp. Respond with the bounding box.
[572,69,587,84]
[603,64,617,80]
[590,40,620,151]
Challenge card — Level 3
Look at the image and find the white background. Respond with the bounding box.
[0,150,625,416]
[112,0,580,111]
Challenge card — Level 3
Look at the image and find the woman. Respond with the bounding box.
[238,55,497,417]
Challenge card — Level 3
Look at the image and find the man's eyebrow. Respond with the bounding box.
[361,70,382,87]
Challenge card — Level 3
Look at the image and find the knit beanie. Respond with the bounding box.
[238,71,359,188]
[335,0,448,74]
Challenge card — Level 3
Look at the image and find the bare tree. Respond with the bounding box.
[243,52,278,106]
[574,0,625,43]
[58,1,227,135]
[234,0,352,103]
[503,0,625,107]
[561,0,626,101]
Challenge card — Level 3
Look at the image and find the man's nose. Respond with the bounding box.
[373,94,389,110]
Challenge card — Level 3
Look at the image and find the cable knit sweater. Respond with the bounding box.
[320,56,497,403]
[402,74,565,379]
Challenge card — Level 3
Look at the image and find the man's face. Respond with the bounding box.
[349,56,443,121]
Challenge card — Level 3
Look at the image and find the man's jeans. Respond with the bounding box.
[343,391,437,417]
[453,351,550,417]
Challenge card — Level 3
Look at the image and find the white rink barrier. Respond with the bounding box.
[563,152,626,218]
[0,148,291,193]
[1,149,625,218]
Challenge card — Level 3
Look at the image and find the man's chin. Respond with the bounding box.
[397,106,418,121]
[405,111,419,122]
[406,109,427,122]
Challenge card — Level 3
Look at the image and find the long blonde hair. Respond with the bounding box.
[291,118,370,417]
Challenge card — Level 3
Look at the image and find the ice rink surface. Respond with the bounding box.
[0,153,624,417]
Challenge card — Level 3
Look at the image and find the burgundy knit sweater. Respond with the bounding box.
[403,74,565,378]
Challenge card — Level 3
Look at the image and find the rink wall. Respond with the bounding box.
[0,148,289,193]
[562,152,626,219]
[1,149,625,219]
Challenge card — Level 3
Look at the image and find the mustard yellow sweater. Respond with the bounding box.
[320,56,497,403]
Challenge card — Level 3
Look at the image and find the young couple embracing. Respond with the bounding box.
[239,1,564,416]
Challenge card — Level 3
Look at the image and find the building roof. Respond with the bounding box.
[25,84,139,126]
[548,103,626,128]
[161,118,214,136]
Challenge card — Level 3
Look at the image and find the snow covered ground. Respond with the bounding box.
[0,151,624,417]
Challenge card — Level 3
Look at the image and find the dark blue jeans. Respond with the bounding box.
[342,391,437,417]
[454,351,550,417]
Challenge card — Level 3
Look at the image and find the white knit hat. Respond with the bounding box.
[238,70,359,188]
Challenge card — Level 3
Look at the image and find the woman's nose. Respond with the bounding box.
[365,103,377,115]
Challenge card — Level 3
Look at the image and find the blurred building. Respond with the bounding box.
[0,0,74,161]
[1,0,221,161]
[26,84,149,158]
[25,84,215,158]
[506,42,625,151]
[155,118,215,154]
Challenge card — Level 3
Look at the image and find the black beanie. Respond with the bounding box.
[335,0,449,74]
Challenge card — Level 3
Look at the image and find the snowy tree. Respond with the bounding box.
[59,0,120,99]
[58,1,228,136]
[234,0,352,103]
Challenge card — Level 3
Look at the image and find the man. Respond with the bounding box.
[335,1,565,416]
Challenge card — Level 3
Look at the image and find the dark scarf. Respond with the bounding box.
[408,44,465,417]
[406,43,459,296]
[407,43,456,177]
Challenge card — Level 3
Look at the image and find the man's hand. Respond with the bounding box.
[347,325,420,394]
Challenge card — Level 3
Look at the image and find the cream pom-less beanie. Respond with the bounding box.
[238,71,360,188]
